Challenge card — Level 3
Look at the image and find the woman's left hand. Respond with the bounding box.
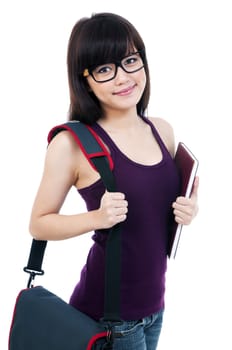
[172,176,199,225]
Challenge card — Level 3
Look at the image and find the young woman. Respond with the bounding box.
[29,12,199,349]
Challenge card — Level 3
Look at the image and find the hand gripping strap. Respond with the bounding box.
[47,121,114,172]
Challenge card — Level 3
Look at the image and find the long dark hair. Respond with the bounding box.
[67,12,151,124]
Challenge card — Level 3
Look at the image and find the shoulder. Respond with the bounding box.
[148,117,175,157]
[45,129,82,177]
[48,129,79,158]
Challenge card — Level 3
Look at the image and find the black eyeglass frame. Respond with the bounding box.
[83,50,145,83]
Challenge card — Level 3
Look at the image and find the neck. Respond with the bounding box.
[98,109,142,132]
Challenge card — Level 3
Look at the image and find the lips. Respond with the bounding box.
[113,84,136,96]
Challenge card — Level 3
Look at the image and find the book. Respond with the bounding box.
[168,142,199,259]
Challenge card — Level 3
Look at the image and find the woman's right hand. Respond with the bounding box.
[97,191,128,228]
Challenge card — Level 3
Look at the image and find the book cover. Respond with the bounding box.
[168,142,199,259]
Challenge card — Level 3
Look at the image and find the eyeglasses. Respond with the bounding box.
[83,51,144,83]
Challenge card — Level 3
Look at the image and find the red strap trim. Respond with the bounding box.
[47,124,114,172]
[86,125,114,170]
[87,332,109,350]
[88,152,108,158]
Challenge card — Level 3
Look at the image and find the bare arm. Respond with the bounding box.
[29,131,128,241]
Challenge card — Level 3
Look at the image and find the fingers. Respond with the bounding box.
[99,191,128,228]
[172,176,199,225]
[172,200,194,225]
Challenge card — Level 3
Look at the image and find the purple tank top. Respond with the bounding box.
[69,116,180,321]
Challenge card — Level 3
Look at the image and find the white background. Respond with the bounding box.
[1,0,232,349]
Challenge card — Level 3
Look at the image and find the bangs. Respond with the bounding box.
[77,15,144,71]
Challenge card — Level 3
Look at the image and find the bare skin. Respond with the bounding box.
[29,64,198,241]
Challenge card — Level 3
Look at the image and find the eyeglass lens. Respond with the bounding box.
[91,52,143,82]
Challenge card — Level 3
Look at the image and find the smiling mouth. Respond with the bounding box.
[113,85,136,96]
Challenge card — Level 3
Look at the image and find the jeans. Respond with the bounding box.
[112,309,164,350]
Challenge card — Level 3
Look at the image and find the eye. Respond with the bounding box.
[94,64,114,75]
[123,55,139,66]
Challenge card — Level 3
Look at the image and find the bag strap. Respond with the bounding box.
[24,121,122,322]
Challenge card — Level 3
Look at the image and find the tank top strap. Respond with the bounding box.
[140,116,171,158]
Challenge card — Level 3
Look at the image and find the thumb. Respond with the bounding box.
[191,176,199,197]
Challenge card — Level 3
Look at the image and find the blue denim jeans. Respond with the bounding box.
[112,309,164,350]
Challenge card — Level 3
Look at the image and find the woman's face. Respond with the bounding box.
[85,51,147,116]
